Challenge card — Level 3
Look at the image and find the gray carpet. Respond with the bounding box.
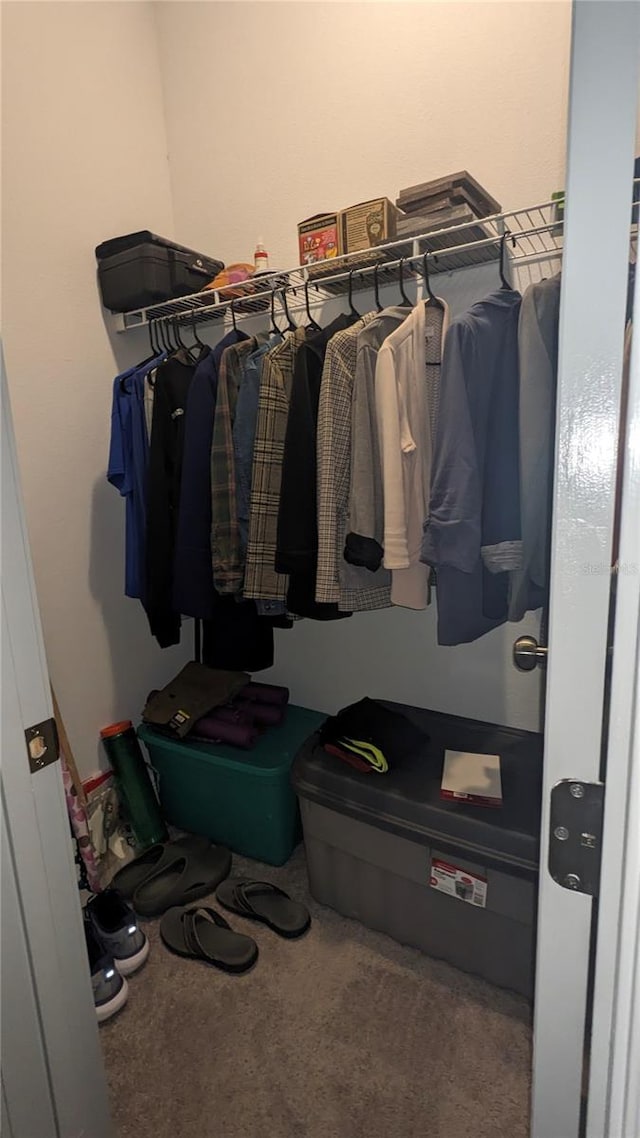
[100,847,532,1138]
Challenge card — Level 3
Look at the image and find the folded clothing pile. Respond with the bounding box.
[143,663,290,749]
[318,697,428,774]
[192,682,290,749]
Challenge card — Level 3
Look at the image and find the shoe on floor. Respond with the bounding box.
[84,916,129,1023]
[86,889,149,976]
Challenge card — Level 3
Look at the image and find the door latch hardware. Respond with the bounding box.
[513,634,548,671]
[549,780,604,896]
[25,718,59,775]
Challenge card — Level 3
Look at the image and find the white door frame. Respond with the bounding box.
[531,3,639,1137]
[1,350,113,1138]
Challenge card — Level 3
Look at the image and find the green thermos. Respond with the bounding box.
[100,721,167,848]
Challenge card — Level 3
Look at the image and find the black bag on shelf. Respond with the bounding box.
[95,230,224,312]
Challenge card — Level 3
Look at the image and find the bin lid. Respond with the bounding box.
[291,702,543,878]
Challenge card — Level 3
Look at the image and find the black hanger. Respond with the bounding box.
[270,289,284,337]
[373,263,383,312]
[499,231,515,289]
[280,287,297,333]
[347,270,361,319]
[230,298,238,333]
[398,258,412,307]
[157,318,172,354]
[191,314,206,351]
[422,251,444,310]
[304,278,321,331]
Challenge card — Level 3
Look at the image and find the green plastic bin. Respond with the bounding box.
[137,706,326,866]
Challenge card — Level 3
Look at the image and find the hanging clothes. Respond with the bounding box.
[508,274,561,621]
[173,331,248,620]
[244,327,306,613]
[344,308,409,577]
[276,313,356,619]
[376,300,448,610]
[315,314,393,612]
[145,350,202,646]
[421,289,522,645]
[211,338,257,595]
[233,333,281,570]
[108,356,164,601]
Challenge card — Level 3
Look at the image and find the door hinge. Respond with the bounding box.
[25,718,59,775]
[549,780,604,896]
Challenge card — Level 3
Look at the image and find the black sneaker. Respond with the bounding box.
[84,916,129,1023]
[86,890,149,977]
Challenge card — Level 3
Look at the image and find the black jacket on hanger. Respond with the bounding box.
[145,352,199,646]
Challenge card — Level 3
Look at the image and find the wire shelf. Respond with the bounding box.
[115,184,638,333]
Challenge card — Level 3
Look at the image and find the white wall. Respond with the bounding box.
[152,0,570,732]
[2,1,190,778]
[155,1,572,268]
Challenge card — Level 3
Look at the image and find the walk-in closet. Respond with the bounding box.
[2,4,639,1138]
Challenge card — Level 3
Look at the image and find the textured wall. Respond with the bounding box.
[2,1,191,777]
[155,1,571,269]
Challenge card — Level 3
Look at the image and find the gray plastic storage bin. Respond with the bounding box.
[292,704,543,998]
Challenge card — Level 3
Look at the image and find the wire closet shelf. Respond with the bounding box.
[114,187,637,333]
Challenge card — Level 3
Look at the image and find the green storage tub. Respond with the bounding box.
[138,706,326,866]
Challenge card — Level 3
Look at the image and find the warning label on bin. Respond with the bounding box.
[430,858,487,908]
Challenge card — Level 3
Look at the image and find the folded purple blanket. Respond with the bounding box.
[192,716,258,749]
[241,682,289,707]
[214,706,256,727]
[234,699,285,727]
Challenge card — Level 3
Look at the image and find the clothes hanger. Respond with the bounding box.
[499,231,516,289]
[422,251,444,310]
[230,298,238,333]
[373,263,384,313]
[190,314,207,351]
[304,278,321,331]
[398,258,412,307]
[270,288,284,337]
[280,287,297,333]
[158,318,173,354]
[347,269,361,319]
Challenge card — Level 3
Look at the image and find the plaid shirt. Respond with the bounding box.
[316,315,392,612]
[244,328,306,603]
[210,340,256,594]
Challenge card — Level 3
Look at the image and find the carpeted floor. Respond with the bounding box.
[100,846,532,1138]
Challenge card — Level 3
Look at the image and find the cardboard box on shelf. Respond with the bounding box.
[397,171,502,219]
[341,197,401,254]
[298,213,342,266]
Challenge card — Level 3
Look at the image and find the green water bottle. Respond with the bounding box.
[100,721,167,849]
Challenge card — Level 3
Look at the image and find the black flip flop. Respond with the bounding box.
[112,834,211,900]
[160,906,258,974]
[216,878,311,939]
[132,842,232,918]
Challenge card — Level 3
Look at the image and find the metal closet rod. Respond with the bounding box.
[148,220,563,329]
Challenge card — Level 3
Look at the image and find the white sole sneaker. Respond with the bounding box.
[96,976,129,1023]
[115,934,150,976]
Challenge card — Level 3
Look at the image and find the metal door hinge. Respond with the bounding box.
[25,718,59,775]
[549,780,604,896]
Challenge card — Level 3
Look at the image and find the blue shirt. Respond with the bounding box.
[420,289,522,645]
[107,355,164,599]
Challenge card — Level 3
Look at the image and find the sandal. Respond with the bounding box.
[160,906,258,974]
[132,841,231,918]
[216,878,311,939]
[112,834,211,900]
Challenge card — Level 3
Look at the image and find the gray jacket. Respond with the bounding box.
[508,275,561,621]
